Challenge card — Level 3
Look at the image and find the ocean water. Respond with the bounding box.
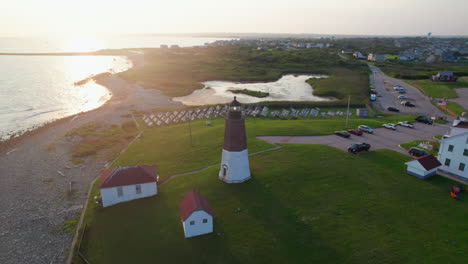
[0,55,131,140]
[0,36,228,140]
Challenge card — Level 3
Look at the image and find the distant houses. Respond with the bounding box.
[99,165,158,207]
[179,190,214,238]
[431,71,458,82]
[341,50,353,54]
[367,53,386,62]
[437,132,468,181]
[399,51,416,61]
[353,51,366,59]
[404,155,441,179]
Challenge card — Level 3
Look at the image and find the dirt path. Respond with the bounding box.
[0,56,179,264]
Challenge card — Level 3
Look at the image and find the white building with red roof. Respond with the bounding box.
[448,112,468,137]
[99,165,158,207]
[179,190,214,238]
[404,154,442,179]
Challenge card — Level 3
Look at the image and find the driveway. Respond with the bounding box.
[369,65,450,119]
[258,122,450,155]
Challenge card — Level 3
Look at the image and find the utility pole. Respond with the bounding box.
[188,112,193,147]
[345,95,351,128]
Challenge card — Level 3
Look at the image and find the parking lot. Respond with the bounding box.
[258,122,450,155]
[369,65,449,119]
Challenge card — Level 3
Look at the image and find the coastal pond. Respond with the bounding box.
[172,74,335,106]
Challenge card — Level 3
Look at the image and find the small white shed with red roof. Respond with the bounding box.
[99,165,158,207]
[404,154,442,179]
[179,190,214,238]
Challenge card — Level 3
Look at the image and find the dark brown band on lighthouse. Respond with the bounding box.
[223,119,247,151]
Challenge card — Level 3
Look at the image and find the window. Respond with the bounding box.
[117,187,123,197]
[136,184,142,194]
[460,163,466,171]
[464,149,468,156]
[203,219,208,223]
[190,221,195,225]
[448,145,454,152]
[445,159,451,166]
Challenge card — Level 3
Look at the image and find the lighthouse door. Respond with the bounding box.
[222,165,228,178]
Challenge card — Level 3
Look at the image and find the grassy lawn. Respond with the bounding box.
[432,101,467,117]
[405,79,468,98]
[228,89,269,98]
[399,139,439,155]
[77,144,468,264]
[112,115,416,180]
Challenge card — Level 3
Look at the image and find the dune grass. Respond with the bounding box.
[77,144,468,264]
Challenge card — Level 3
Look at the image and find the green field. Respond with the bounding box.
[77,144,467,264]
[112,116,416,180]
[376,60,468,80]
[405,79,468,98]
[431,101,467,117]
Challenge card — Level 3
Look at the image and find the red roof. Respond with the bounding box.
[179,190,214,221]
[453,121,468,128]
[99,165,157,188]
[411,154,442,170]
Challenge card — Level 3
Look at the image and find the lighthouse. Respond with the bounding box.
[219,97,251,183]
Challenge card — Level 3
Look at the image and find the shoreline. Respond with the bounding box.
[0,51,144,153]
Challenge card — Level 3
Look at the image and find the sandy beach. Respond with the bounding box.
[0,52,180,264]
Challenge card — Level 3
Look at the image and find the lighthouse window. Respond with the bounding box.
[203,219,208,223]
[190,221,195,225]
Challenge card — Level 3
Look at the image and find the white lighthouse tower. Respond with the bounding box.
[219,97,251,183]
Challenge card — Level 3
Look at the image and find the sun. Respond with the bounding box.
[65,35,104,52]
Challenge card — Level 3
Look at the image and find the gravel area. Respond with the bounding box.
[0,56,180,264]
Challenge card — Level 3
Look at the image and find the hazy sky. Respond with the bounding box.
[2,0,467,36]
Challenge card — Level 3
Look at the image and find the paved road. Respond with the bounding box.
[258,122,450,155]
[450,88,468,110]
[369,65,450,119]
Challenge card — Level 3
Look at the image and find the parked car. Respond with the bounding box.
[415,116,433,125]
[398,90,406,94]
[370,94,376,101]
[403,101,415,107]
[383,123,397,130]
[393,85,403,90]
[398,121,415,128]
[348,143,371,154]
[370,89,377,94]
[387,106,400,112]
[335,131,351,138]
[348,129,363,136]
[398,95,409,99]
[408,147,429,157]
[358,125,374,133]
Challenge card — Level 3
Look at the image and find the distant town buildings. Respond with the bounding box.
[367,53,386,62]
[353,51,366,59]
[431,72,458,82]
[99,165,158,207]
